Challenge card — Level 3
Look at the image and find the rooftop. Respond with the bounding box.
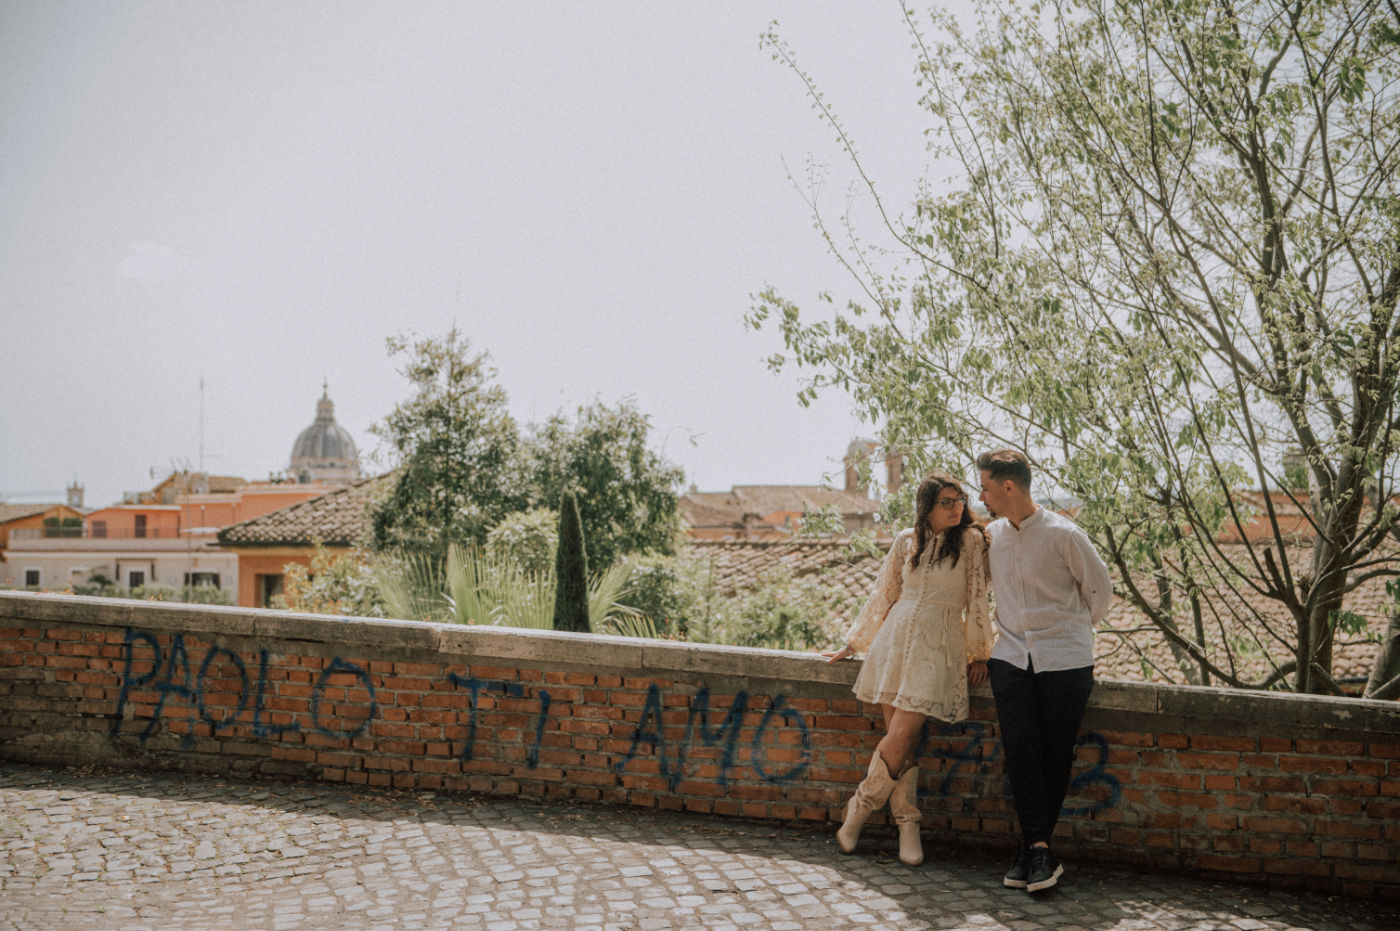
[216,475,388,547]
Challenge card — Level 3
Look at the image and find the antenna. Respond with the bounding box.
[199,377,205,473]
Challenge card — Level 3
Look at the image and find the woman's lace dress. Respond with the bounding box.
[844,527,994,722]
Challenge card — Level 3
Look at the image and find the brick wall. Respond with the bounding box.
[2,591,1397,900]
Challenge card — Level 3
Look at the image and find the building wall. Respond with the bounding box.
[178,485,331,532]
[228,548,328,608]
[83,506,181,539]
[0,547,237,592]
[0,506,86,553]
[1,591,1397,901]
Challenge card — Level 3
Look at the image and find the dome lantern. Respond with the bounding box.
[288,382,361,485]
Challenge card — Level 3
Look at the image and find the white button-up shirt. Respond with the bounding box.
[987,507,1113,672]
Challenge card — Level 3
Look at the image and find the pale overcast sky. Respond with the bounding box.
[1,2,963,509]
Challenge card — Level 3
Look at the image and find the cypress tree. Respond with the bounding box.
[552,491,591,633]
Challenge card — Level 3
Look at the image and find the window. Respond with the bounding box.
[259,573,284,607]
[185,572,220,588]
[91,521,107,539]
[24,569,40,587]
[127,570,146,589]
[134,515,147,539]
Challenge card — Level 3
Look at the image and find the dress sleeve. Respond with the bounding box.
[844,533,907,654]
[963,530,995,663]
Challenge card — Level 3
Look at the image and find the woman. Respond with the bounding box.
[822,471,994,866]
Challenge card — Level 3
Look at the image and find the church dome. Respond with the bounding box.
[288,384,361,485]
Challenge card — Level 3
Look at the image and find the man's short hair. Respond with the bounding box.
[977,449,1032,491]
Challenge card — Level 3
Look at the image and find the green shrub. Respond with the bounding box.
[486,507,558,573]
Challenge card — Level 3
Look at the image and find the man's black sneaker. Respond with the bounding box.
[1002,845,1031,888]
[1026,846,1063,893]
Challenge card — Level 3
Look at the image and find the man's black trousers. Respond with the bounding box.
[987,658,1094,846]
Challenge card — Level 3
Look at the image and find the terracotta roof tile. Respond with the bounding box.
[217,476,388,547]
[689,538,1390,689]
[684,539,882,622]
[0,503,62,524]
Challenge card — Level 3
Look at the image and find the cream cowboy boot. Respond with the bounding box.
[887,764,924,865]
[836,752,898,854]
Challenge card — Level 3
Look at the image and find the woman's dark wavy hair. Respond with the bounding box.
[910,471,983,569]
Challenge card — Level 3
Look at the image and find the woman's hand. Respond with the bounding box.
[822,645,854,664]
[967,660,989,686]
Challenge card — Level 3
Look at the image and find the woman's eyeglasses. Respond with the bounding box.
[935,497,966,510]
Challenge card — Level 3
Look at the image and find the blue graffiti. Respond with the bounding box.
[750,694,811,784]
[911,718,1119,814]
[253,648,301,738]
[195,645,248,735]
[112,627,373,743]
[613,684,811,786]
[447,674,552,766]
[103,626,1120,807]
[1063,731,1121,813]
[915,720,995,797]
[309,657,379,739]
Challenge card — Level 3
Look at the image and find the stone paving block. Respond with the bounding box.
[3,761,1400,930]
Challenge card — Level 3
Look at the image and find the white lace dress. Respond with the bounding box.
[845,527,994,722]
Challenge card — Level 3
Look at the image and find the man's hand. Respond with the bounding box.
[822,645,854,664]
[967,660,989,686]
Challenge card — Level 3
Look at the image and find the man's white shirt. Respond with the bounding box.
[986,507,1113,672]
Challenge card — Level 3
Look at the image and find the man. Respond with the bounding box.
[977,449,1112,893]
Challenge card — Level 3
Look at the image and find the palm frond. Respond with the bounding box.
[375,553,451,623]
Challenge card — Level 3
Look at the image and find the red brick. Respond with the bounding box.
[1309,777,1378,796]
[1157,733,1188,748]
[1296,739,1365,755]
[1334,861,1400,882]
[1320,840,1356,858]
[1094,729,1153,747]
[1175,751,1241,771]
[1365,799,1400,819]
[1262,795,1328,815]
[1191,735,1256,752]
[1277,755,1349,774]
[1263,858,1332,877]
[1140,771,1200,789]
[811,714,875,731]
[569,769,619,787]
[1156,790,1218,810]
[1242,815,1308,834]
[1284,839,1319,857]
[1194,854,1260,873]
[1357,843,1396,861]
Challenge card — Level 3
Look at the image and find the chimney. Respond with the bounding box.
[844,439,877,493]
[1281,447,1308,492]
[885,449,904,497]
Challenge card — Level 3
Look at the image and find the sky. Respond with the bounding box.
[1,2,962,509]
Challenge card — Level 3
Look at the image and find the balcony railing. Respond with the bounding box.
[10,527,186,541]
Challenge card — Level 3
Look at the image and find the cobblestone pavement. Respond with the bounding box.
[2,762,1397,931]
